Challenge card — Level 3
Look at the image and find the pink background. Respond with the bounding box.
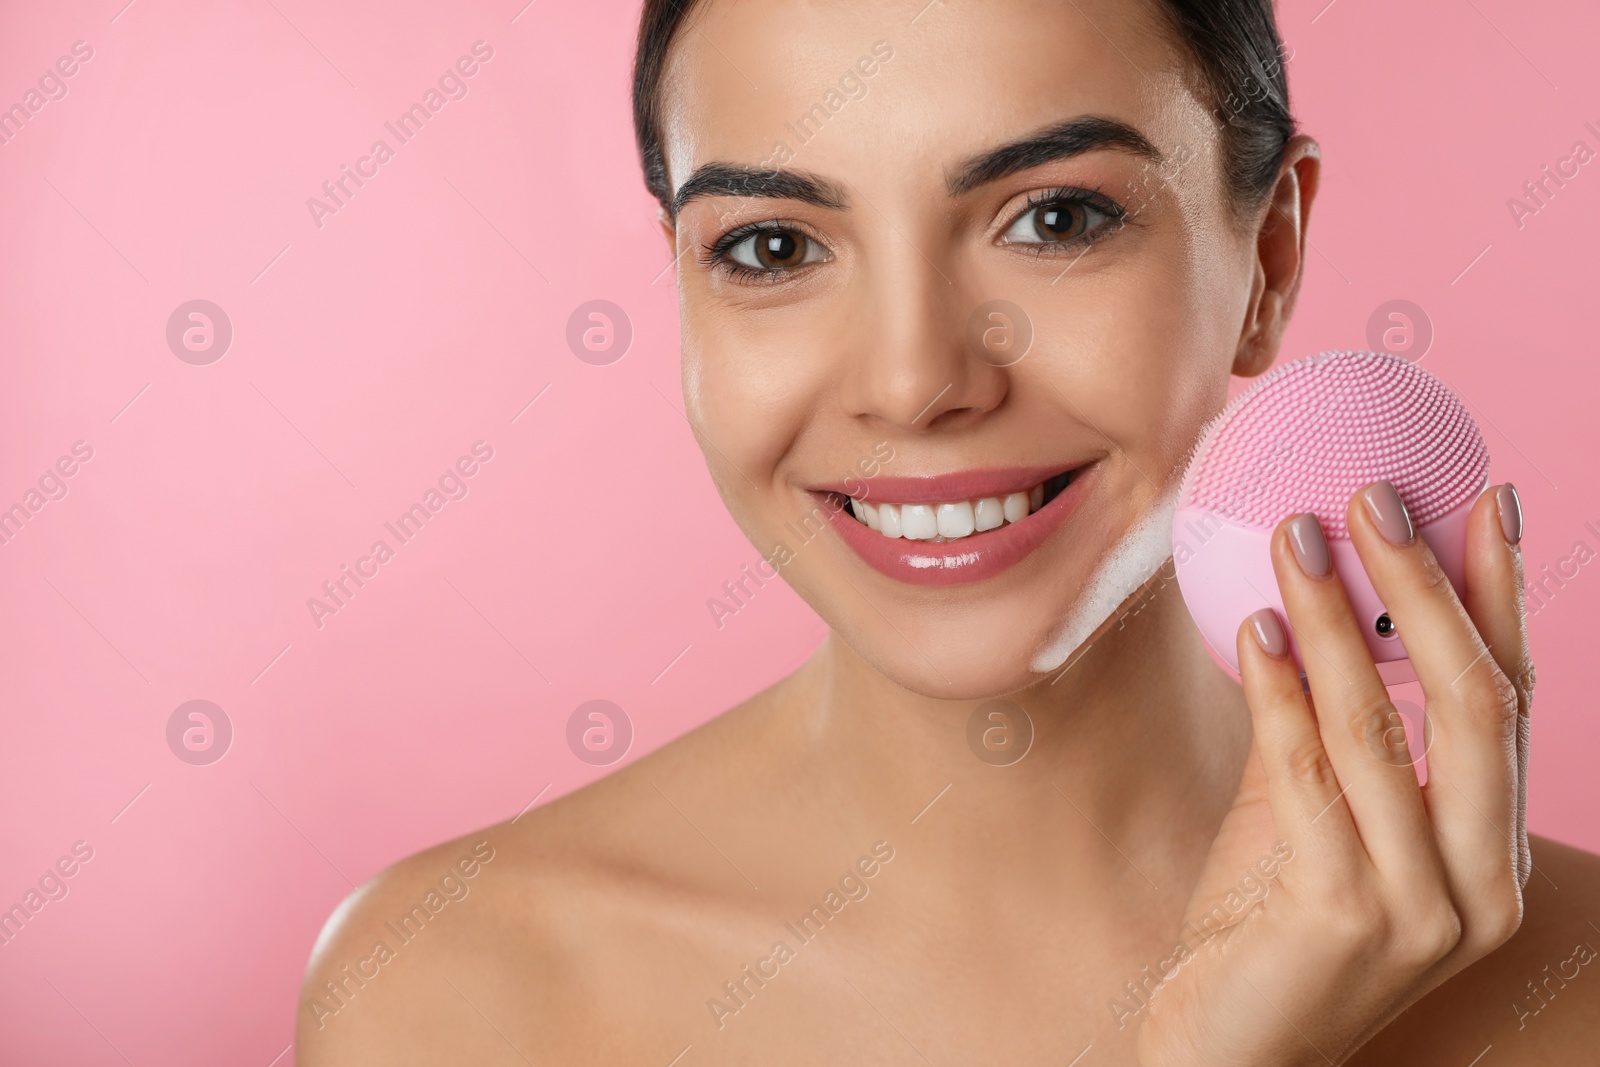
[0,0,1595,1062]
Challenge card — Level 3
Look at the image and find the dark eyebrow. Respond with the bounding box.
[671,162,848,218]
[947,115,1162,196]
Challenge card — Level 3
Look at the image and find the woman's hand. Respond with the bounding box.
[1137,480,1534,1066]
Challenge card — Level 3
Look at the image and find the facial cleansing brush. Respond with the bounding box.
[1172,349,1490,684]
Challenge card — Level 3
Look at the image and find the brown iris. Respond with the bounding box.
[1033,200,1087,242]
[754,229,807,268]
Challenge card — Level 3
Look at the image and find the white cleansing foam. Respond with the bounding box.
[1029,485,1179,673]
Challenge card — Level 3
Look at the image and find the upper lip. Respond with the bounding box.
[807,463,1087,504]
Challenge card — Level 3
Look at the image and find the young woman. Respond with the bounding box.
[299,0,1600,1062]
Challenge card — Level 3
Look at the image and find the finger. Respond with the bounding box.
[1462,484,1533,705]
[1346,480,1510,711]
[1345,481,1518,836]
[1345,480,1523,952]
[1459,483,1533,889]
[1235,606,1365,871]
[1269,513,1442,883]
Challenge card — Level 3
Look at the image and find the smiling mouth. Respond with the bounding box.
[830,469,1077,543]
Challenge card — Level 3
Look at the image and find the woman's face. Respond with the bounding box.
[658,0,1281,699]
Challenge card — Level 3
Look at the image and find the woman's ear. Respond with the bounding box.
[657,207,676,257]
[1233,134,1322,378]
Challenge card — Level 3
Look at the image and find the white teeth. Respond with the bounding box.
[936,501,975,538]
[901,504,938,541]
[848,480,1063,543]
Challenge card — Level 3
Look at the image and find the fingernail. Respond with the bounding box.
[1248,608,1287,658]
[1287,514,1331,578]
[1497,482,1523,545]
[1360,480,1414,546]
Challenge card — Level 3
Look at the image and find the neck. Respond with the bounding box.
[776,577,1253,911]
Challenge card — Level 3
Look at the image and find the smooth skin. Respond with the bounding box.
[298,0,1599,1062]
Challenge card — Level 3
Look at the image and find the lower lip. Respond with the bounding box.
[817,466,1094,586]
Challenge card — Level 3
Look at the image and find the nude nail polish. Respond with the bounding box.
[1287,514,1330,578]
[1360,480,1414,546]
[1497,482,1522,545]
[1247,608,1287,657]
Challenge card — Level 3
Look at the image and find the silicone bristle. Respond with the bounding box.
[1178,351,1490,539]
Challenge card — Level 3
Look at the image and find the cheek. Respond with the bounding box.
[1024,262,1234,473]
[1045,141,1252,465]
[681,304,829,510]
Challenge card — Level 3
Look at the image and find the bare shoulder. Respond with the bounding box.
[1353,834,1600,1064]
[296,695,786,1065]
[294,828,509,1063]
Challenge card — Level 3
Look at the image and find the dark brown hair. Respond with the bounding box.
[631,0,1295,219]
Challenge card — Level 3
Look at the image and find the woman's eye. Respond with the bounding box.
[723,227,827,272]
[1001,197,1115,246]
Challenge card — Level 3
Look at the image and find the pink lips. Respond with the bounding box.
[811,463,1095,586]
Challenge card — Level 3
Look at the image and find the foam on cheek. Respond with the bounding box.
[1028,486,1179,673]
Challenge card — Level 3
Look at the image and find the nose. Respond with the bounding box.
[836,238,1010,433]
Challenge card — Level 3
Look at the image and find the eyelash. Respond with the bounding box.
[701,221,823,284]
[1000,185,1128,256]
[700,185,1130,282]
